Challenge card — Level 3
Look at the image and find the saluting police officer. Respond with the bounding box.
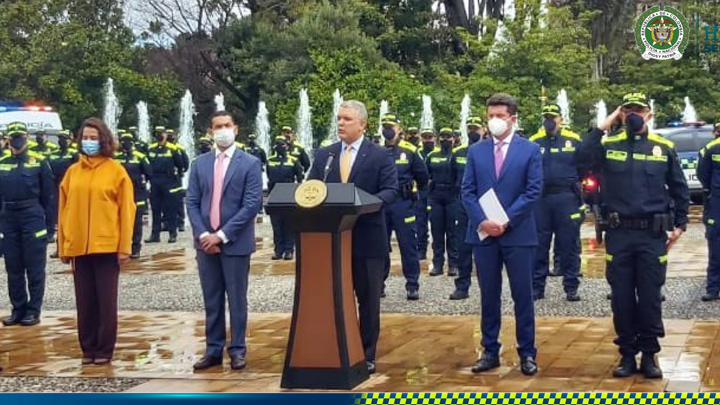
[282,126,311,173]
[449,117,484,300]
[48,130,78,257]
[0,122,54,327]
[146,126,184,244]
[578,92,689,379]
[529,104,586,302]
[267,135,304,260]
[380,113,428,300]
[246,133,268,167]
[697,122,720,301]
[416,129,435,260]
[426,127,459,277]
[115,132,153,258]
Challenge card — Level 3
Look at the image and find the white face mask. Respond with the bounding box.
[213,128,235,148]
[488,117,511,138]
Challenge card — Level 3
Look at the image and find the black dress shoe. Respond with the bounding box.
[612,355,637,378]
[130,252,140,259]
[145,235,160,243]
[20,314,40,326]
[406,289,419,301]
[448,267,459,277]
[640,353,662,379]
[471,353,500,373]
[702,293,720,302]
[283,252,293,260]
[2,315,22,326]
[367,361,376,374]
[566,291,581,302]
[429,266,443,277]
[520,356,538,376]
[230,355,246,370]
[193,355,222,371]
[449,290,469,300]
[178,225,185,232]
[168,235,177,243]
[271,253,282,260]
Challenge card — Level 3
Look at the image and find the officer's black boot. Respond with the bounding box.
[429,263,443,276]
[447,267,459,277]
[702,293,720,302]
[145,234,160,243]
[640,353,662,379]
[131,246,141,260]
[612,355,637,378]
[566,291,581,302]
[168,233,178,244]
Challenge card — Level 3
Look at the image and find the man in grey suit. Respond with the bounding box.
[186,111,263,371]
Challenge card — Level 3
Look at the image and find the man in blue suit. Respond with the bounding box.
[186,111,263,371]
[461,93,543,376]
[309,100,399,375]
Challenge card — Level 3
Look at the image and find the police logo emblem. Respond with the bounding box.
[29,157,36,164]
[635,6,688,60]
[540,147,545,154]
[400,153,406,160]
[295,179,328,209]
[565,140,572,149]
[653,146,662,157]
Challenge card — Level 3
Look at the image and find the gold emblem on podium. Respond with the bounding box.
[295,179,328,208]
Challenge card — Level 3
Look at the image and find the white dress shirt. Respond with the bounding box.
[340,135,365,172]
[200,143,238,244]
[493,132,514,160]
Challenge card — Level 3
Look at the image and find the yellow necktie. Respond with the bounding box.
[340,144,352,183]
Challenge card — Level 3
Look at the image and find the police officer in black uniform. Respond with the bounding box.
[416,129,435,260]
[380,114,428,300]
[696,122,720,301]
[449,117,484,300]
[529,104,585,302]
[406,126,420,148]
[48,130,78,257]
[115,132,153,258]
[165,129,189,232]
[579,93,689,379]
[282,126,311,173]
[267,135,304,260]
[29,130,59,158]
[426,127,458,277]
[197,134,213,155]
[129,126,150,155]
[246,133,268,167]
[0,122,54,327]
[146,126,184,244]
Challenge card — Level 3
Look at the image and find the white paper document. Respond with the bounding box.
[478,188,509,241]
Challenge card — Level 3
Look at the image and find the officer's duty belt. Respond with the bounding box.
[615,217,654,230]
[3,199,38,210]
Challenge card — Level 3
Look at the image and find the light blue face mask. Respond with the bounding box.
[82,139,100,156]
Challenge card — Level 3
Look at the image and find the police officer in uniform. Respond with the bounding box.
[197,134,213,155]
[426,127,458,276]
[406,126,420,148]
[129,126,150,155]
[416,129,435,260]
[267,135,304,260]
[0,122,54,327]
[246,133,268,167]
[380,114,428,300]
[165,129,189,232]
[29,130,59,157]
[48,130,78,256]
[696,122,720,301]
[579,93,689,379]
[449,117,483,300]
[282,126,311,173]
[146,126,184,244]
[0,131,8,157]
[529,104,585,302]
[115,132,153,258]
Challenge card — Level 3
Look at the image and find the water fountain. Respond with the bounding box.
[420,95,434,132]
[136,102,151,144]
[214,93,225,111]
[682,96,697,123]
[594,99,607,127]
[648,99,656,131]
[489,0,516,58]
[178,90,196,191]
[296,88,313,159]
[459,94,471,144]
[255,101,271,190]
[103,78,121,136]
[378,100,389,137]
[539,0,548,29]
[556,89,572,127]
[328,89,343,144]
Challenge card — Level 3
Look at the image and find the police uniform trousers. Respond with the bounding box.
[150,175,179,236]
[383,196,420,291]
[270,214,294,256]
[133,199,147,254]
[704,197,720,296]
[2,203,47,318]
[415,189,430,257]
[428,186,458,271]
[605,228,667,356]
[453,201,473,293]
[533,191,582,295]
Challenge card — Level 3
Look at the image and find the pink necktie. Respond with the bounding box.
[210,152,226,230]
[494,141,505,177]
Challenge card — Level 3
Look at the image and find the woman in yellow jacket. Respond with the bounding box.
[58,118,136,365]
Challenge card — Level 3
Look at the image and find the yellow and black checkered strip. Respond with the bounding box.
[353,393,720,405]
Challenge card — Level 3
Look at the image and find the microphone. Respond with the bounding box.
[323,153,335,183]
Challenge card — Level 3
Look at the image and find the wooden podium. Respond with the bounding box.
[265,183,382,390]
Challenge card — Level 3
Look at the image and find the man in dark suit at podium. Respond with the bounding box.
[309,100,399,374]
